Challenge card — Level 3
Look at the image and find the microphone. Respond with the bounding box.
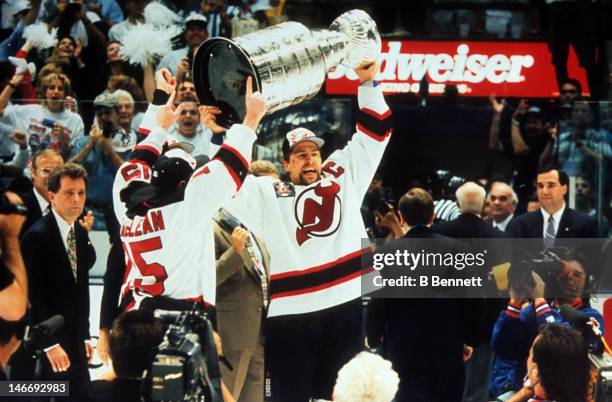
[22,315,65,352]
[559,305,604,355]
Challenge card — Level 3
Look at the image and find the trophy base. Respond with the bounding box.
[193,37,260,128]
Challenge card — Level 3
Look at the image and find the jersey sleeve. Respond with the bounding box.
[223,175,267,238]
[324,85,392,198]
[182,123,257,221]
[112,104,167,221]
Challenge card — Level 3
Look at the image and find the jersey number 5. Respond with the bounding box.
[125,237,168,296]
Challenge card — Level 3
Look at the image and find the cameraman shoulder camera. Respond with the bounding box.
[77,309,165,402]
[0,191,28,374]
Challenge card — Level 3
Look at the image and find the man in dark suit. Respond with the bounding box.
[213,208,270,402]
[366,188,481,402]
[21,163,96,401]
[19,149,64,237]
[506,166,599,240]
[433,182,504,402]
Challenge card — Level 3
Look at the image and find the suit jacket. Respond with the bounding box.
[213,221,270,352]
[506,207,598,239]
[366,226,483,370]
[21,212,96,371]
[432,213,506,343]
[19,189,43,238]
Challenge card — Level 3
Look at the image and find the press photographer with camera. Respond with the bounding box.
[490,248,603,398]
[0,191,27,380]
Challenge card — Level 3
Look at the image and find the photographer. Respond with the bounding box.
[490,248,603,398]
[157,14,209,82]
[0,191,27,380]
[77,309,165,402]
[69,91,129,233]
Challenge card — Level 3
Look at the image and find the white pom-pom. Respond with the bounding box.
[23,23,58,50]
[144,1,182,28]
[120,24,182,66]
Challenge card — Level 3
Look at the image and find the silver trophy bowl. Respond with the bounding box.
[192,9,381,127]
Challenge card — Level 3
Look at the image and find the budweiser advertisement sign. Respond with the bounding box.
[326,41,589,97]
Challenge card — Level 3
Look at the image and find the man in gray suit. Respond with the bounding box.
[214,208,270,402]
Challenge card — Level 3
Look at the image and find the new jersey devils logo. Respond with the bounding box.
[295,181,342,245]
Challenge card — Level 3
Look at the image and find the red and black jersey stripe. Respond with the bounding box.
[270,249,373,299]
[213,144,249,188]
[356,108,393,141]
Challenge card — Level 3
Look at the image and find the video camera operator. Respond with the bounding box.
[77,309,165,402]
[0,191,27,380]
[490,248,603,398]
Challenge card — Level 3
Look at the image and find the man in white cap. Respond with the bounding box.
[157,13,208,80]
[225,60,392,402]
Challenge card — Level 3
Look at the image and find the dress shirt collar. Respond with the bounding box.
[51,208,74,251]
[540,203,566,238]
[33,189,49,215]
[493,214,514,232]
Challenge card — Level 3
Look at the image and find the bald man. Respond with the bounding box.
[487,182,516,232]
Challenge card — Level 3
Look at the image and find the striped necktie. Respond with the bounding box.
[543,215,556,250]
[67,227,78,281]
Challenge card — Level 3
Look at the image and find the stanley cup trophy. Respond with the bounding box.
[192,10,381,127]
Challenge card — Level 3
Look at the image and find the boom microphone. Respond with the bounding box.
[22,315,65,352]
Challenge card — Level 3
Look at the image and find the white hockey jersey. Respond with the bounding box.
[226,85,392,317]
[113,104,256,310]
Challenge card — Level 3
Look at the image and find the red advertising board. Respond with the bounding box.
[325,40,589,98]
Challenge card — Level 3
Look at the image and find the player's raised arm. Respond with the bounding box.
[324,60,392,198]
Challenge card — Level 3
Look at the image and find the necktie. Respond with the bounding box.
[43,205,51,216]
[67,227,78,281]
[244,235,269,311]
[544,215,556,250]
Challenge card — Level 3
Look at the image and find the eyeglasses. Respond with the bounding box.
[490,195,509,202]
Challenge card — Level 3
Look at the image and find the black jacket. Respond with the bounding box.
[21,212,96,388]
[506,207,599,239]
[365,226,483,370]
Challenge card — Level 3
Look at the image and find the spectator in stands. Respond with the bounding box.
[107,0,147,43]
[47,0,107,58]
[490,97,556,214]
[19,149,64,236]
[95,41,144,100]
[0,0,40,62]
[488,181,517,232]
[0,71,84,159]
[107,74,147,114]
[201,0,241,37]
[331,352,399,402]
[555,99,611,184]
[168,96,218,157]
[157,13,208,81]
[77,309,164,402]
[490,247,602,397]
[69,91,128,234]
[175,79,198,102]
[83,0,125,29]
[113,89,140,138]
[249,160,279,179]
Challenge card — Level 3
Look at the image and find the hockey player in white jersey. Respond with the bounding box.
[225,61,392,401]
[113,72,267,313]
